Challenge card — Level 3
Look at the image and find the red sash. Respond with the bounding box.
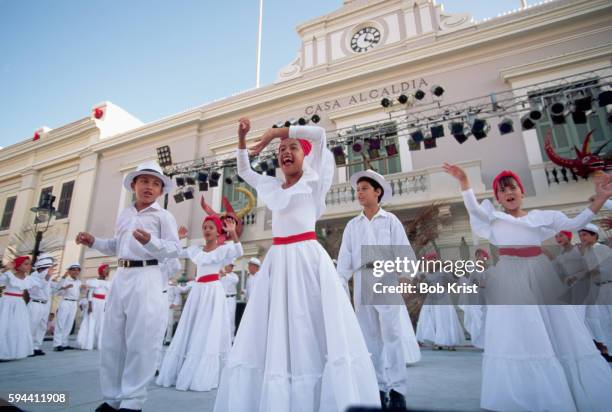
[499,247,543,258]
[273,231,317,245]
[197,274,220,283]
[93,293,106,300]
[4,292,23,297]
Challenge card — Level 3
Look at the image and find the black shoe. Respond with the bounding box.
[388,389,407,410]
[155,369,159,377]
[380,391,389,410]
[63,346,75,350]
[163,341,170,346]
[118,409,141,412]
[34,349,46,356]
[53,346,64,352]
[95,403,117,412]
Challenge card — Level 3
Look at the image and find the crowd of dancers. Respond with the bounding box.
[1,118,611,412]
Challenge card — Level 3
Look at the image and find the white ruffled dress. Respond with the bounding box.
[214,126,380,412]
[462,188,612,412]
[156,242,242,391]
[0,271,37,360]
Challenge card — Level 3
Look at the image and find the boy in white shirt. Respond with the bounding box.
[53,263,82,351]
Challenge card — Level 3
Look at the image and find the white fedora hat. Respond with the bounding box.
[579,223,600,235]
[248,257,261,267]
[66,262,81,270]
[34,253,55,269]
[349,169,392,204]
[123,161,174,195]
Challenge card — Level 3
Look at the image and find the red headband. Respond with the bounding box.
[13,256,30,271]
[492,170,525,200]
[423,251,439,261]
[204,215,224,236]
[98,264,109,276]
[298,139,312,156]
[475,248,490,259]
[559,231,573,241]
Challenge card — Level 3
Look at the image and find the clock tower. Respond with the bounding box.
[276,0,473,83]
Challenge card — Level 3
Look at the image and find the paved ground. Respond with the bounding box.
[0,338,483,412]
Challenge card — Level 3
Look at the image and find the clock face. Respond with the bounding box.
[350,27,381,53]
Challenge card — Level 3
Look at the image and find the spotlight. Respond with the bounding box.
[598,90,612,107]
[398,94,409,104]
[311,114,321,124]
[380,98,392,108]
[550,99,568,124]
[259,160,269,172]
[573,95,592,112]
[209,171,220,187]
[298,117,309,125]
[430,125,445,138]
[271,158,280,168]
[156,146,172,167]
[430,85,444,97]
[225,175,234,185]
[183,187,194,200]
[408,138,421,151]
[352,139,364,153]
[424,137,437,149]
[198,181,209,191]
[450,121,468,144]
[385,142,398,156]
[251,160,263,172]
[470,118,490,140]
[332,146,346,166]
[272,124,279,128]
[521,114,535,130]
[266,167,276,177]
[197,171,208,183]
[571,110,587,124]
[175,176,185,187]
[185,175,196,186]
[607,112,612,124]
[498,118,514,135]
[287,118,298,126]
[414,89,426,100]
[367,138,381,159]
[528,103,543,121]
[410,129,425,142]
[173,192,184,203]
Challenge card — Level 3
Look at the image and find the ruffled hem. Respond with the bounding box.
[157,351,227,392]
[215,354,380,412]
[557,353,612,411]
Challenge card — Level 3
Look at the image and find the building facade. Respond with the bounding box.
[1,0,611,292]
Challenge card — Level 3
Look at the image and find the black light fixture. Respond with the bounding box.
[528,103,543,121]
[430,85,444,97]
[498,118,514,135]
[408,138,421,151]
[173,191,184,203]
[156,146,172,167]
[332,146,346,165]
[298,117,309,125]
[352,138,364,153]
[380,98,392,108]
[367,137,381,159]
[470,118,490,140]
[265,159,276,171]
[571,110,587,124]
[550,99,568,124]
[397,94,409,104]
[271,158,280,168]
[175,176,185,187]
[225,175,234,185]
[266,167,276,177]
[209,171,221,187]
[385,141,398,156]
[197,171,208,182]
[521,114,536,130]
[410,129,425,142]
[284,120,291,127]
[450,121,468,144]
[430,124,445,138]
[573,95,592,112]
[598,90,612,107]
[424,137,437,149]
[311,114,321,124]
[198,181,209,191]
[414,89,426,100]
[185,175,196,186]
[183,187,194,200]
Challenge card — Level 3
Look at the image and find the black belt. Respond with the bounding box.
[162,290,167,294]
[64,298,77,302]
[226,294,236,298]
[31,299,48,304]
[118,259,159,268]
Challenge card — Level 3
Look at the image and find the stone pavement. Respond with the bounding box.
[0,338,483,412]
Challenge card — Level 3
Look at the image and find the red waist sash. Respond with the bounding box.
[93,293,106,300]
[197,274,220,283]
[273,231,317,245]
[499,247,543,258]
[4,292,23,297]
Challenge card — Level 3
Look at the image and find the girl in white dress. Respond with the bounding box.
[214,119,379,412]
[0,256,36,361]
[444,163,612,412]
[156,216,242,391]
[77,264,111,350]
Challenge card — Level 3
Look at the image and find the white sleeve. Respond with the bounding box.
[143,211,183,259]
[550,209,595,232]
[336,222,355,282]
[237,148,268,189]
[91,237,118,256]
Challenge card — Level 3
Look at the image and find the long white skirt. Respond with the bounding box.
[481,256,612,412]
[0,295,33,360]
[156,281,230,392]
[214,240,380,412]
[416,299,465,347]
[398,305,421,363]
[77,298,105,350]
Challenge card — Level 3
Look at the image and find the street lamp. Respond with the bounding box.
[30,192,59,263]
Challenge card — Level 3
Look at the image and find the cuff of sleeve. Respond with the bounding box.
[461,188,475,197]
[143,236,162,253]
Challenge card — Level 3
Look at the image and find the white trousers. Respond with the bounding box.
[155,305,174,370]
[100,267,165,410]
[53,299,77,347]
[28,300,50,350]
[355,304,408,395]
[226,296,236,338]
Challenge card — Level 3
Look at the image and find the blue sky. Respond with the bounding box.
[0,0,524,148]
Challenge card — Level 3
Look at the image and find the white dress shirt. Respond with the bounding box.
[55,277,81,300]
[28,269,53,301]
[221,272,239,296]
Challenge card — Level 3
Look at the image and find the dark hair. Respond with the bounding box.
[578,229,599,240]
[132,174,165,188]
[357,176,384,203]
[496,176,518,193]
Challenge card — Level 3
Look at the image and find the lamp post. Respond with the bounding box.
[30,192,59,263]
